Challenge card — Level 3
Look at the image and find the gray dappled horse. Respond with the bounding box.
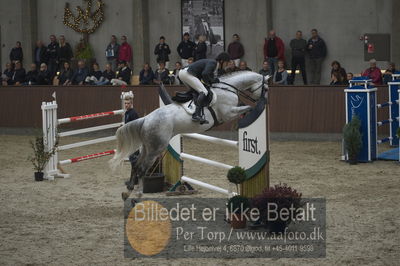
[109,71,269,197]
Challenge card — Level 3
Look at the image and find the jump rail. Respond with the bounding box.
[42,91,133,180]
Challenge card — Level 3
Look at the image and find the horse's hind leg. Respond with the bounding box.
[125,147,147,191]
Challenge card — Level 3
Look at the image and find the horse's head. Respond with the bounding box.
[248,74,270,100]
[219,71,269,102]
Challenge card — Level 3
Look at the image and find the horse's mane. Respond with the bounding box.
[220,70,256,79]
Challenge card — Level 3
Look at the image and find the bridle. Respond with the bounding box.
[212,77,266,103]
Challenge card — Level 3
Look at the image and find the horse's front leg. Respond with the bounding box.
[228,105,253,119]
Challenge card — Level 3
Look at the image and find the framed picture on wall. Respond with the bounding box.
[181,0,225,59]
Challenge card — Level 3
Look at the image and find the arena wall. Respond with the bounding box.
[0,85,390,134]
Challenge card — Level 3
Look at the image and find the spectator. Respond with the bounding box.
[1,63,14,85]
[34,41,48,67]
[96,63,116,85]
[105,35,120,71]
[227,34,244,67]
[10,41,23,63]
[37,63,52,85]
[154,36,171,69]
[85,63,103,84]
[259,60,272,77]
[71,60,89,85]
[383,62,399,84]
[330,72,343,85]
[58,35,73,68]
[225,60,239,74]
[123,94,140,185]
[239,61,252,71]
[307,29,327,84]
[47,35,59,76]
[187,57,194,65]
[273,60,288,85]
[347,72,354,82]
[331,61,347,84]
[263,30,285,75]
[25,63,39,85]
[194,35,207,61]
[154,61,170,84]
[111,60,131,86]
[58,61,74,85]
[139,63,155,85]
[177,32,195,67]
[118,36,132,68]
[362,59,382,85]
[289,30,307,85]
[172,62,183,85]
[9,60,26,85]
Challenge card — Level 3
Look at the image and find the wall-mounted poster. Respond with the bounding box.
[182,0,224,59]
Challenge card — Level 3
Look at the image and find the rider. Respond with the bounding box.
[178,52,231,124]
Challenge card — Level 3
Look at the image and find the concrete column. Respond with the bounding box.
[266,0,273,32]
[392,0,400,64]
[21,0,38,67]
[132,0,150,74]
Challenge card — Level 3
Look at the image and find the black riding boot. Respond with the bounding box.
[192,92,209,124]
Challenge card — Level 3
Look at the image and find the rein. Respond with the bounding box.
[213,79,265,103]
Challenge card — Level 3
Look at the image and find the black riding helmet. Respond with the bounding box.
[215,52,231,63]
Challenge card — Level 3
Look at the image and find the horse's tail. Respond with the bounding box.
[109,118,144,172]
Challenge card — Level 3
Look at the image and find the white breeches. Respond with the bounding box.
[178,68,208,95]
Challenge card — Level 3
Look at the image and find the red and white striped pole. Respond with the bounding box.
[59,150,116,166]
[58,110,124,125]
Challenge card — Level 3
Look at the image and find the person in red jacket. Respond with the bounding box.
[118,35,132,68]
[362,59,382,85]
[263,30,285,75]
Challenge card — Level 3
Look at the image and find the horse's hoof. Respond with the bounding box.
[126,184,135,191]
[122,192,130,201]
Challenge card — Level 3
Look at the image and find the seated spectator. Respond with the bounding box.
[153,61,170,85]
[362,59,382,85]
[347,72,354,82]
[71,60,89,85]
[330,72,345,85]
[383,62,400,84]
[9,60,26,85]
[85,63,103,84]
[139,63,155,85]
[239,61,252,71]
[187,57,194,65]
[96,63,116,85]
[111,60,132,86]
[273,60,288,85]
[1,63,14,86]
[37,63,52,85]
[225,60,239,74]
[331,60,347,84]
[24,64,39,85]
[58,61,74,85]
[172,62,183,85]
[259,60,272,77]
[10,41,23,63]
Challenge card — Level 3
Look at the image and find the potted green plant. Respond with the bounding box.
[28,134,58,181]
[227,166,246,193]
[252,183,302,233]
[227,195,250,229]
[343,115,363,164]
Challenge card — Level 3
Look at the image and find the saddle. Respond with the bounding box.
[172,89,214,107]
